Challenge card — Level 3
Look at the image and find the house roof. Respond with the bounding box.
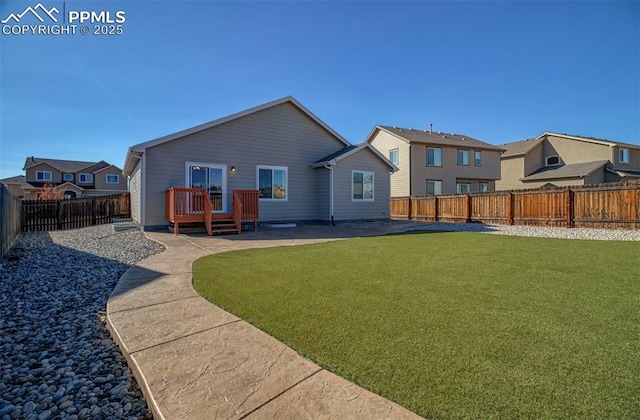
[499,137,544,158]
[312,143,398,172]
[123,96,351,176]
[521,160,610,182]
[500,132,640,158]
[542,132,640,149]
[367,125,504,151]
[22,157,116,173]
[0,175,28,186]
[606,168,640,178]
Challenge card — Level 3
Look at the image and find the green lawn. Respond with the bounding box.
[192,232,639,419]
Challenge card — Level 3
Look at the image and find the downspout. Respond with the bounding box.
[323,163,335,225]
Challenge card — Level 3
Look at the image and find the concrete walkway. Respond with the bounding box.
[106,225,422,419]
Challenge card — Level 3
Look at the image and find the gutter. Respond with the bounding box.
[323,162,336,225]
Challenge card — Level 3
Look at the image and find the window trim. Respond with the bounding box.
[427,147,442,167]
[352,170,375,202]
[545,155,561,166]
[78,173,93,183]
[619,148,630,164]
[474,151,481,167]
[105,174,120,184]
[389,148,399,165]
[457,149,470,166]
[256,165,288,202]
[479,182,489,192]
[36,171,52,181]
[63,173,73,182]
[456,182,471,194]
[426,179,443,196]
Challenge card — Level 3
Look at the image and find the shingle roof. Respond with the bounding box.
[23,156,109,173]
[377,126,504,151]
[546,132,640,149]
[313,145,359,164]
[0,175,28,185]
[521,160,610,181]
[499,137,543,158]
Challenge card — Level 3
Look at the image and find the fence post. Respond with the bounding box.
[566,189,574,228]
[408,196,412,221]
[57,201,64,230]
[465,195,471,223]
[507,192,514,225]
[434,196,439,221]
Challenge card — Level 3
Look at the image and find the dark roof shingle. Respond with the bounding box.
[378,126,503,151]
[521,160,610,181]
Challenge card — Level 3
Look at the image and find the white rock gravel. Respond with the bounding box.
[385,221,640,241]
[0,224,165,420]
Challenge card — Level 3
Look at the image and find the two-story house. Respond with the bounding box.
[21,157,128,199]
[496,132,640,190]
[367,125,503,196]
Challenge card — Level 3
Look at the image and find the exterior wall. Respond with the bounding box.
[1,183,23,197]
[332,149,391,220]
[129,161,142,224]
[584,167,606,185]
[455,179,496,193]
[525,142,544,176]
[545,135,612,164]
[26,163,61,184]
[613,145,640,170]
[94,167,128,192]
[496,156,525,190]
[410,144,501,195]
[143,102,347,226]
[368,130,410,196]
[521,178,586,189]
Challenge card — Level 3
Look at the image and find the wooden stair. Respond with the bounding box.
[210,216,240,235]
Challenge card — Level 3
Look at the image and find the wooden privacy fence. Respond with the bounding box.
[391,182,640,229]
[1,184,22,258]
[22,193,131,232]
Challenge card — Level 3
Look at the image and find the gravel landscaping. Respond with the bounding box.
[0,224,165,420]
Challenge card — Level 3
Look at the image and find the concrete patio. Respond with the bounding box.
[106,224,422,419]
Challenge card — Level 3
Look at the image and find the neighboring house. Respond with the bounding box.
[21,157,128,199]
[0,175,29,198]
[366,125,503,196]
[496,132,640,190]
[122,96,396,230]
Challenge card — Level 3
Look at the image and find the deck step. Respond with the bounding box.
[210,218,240,235]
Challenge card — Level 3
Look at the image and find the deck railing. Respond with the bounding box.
[166,187,259,234]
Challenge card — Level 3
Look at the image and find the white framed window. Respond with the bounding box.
[36,171,52,181]
[619,148,629,163]
[546,155,560,166]
[352,170,374,201]
[186,162,227,212]
[427,147,442,166]
[456,183,471,193]
[106,174,119,184]
[480,182,489,192]
[389,149,399,165]
[63,173,73,182]
[457,150,470,165]
[257,165,288,201]
[78,173,93,183]
[474,151,481,166]
[426,180,442,195]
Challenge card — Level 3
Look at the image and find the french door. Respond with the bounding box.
[186,162,226,212]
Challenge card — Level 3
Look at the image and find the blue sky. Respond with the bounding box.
[1,0,638,179]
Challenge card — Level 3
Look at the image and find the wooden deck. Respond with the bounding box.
[165,188,259,235]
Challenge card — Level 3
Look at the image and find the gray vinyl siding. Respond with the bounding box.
[411,145,501,195]
[142,102,347,226]
[369,130,410,197]
[129,161,142,224]
[332,148,391,221]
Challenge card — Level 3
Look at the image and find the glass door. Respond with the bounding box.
[187,163,226,212]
